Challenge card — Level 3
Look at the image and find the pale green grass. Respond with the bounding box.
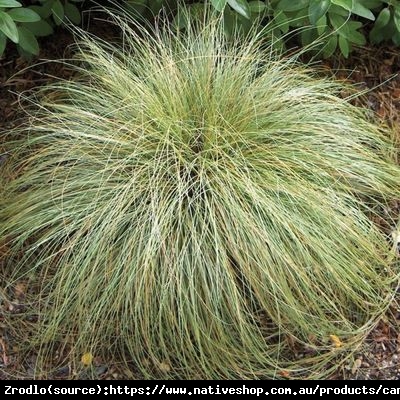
[1,11,399,379]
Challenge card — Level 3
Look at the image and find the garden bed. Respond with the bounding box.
[1,19,399,380]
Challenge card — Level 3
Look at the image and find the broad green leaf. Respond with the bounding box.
[322,34,337,57]
[333,0,375,21]
[211,0,227,12]
[7,8,41,22]
[316,14,327,35]
[0,31,6,55]
[0,0,21,8]
[51,0,64,25]
[359,0,381,8]
[274,10,289,33]
[329,12,346,34]
[277,0,309,12]
[0,10,18,42]
[288,5,311,27]
[223,8,235,38]
[271,27,285,51]
[238,12,253,34]
[352,1,375,20]
[227,0,251,19]
[24,19,53,37]
[17,25,39,55]
[309,0,330,25]
[392,30,400,45]
[331,0,352,11]
[369,26,384,44]
[330,14,366,43]
[394,6,400,32]
[293,5,311,21]
[64,1,81,24]
[29,4,52,19]
[300,28,317,47]
[348,20,363,30]
[248,1,267,13]
[339,35,349,57]
[329,4,350,16]
[374,7,390,30]
[348,29,366,45]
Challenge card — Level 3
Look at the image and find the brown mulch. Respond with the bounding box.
[329,47,400,381]
[1,21,400,380]
[334,47,400,125]
[0,15,120,131]
[1,30,71,130]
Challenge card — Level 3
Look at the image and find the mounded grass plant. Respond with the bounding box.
[1,11,400,379]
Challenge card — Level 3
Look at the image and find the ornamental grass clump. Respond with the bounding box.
[1,12,399,379]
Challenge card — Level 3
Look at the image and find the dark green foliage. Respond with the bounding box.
[1,1,400,59]
[127,0,400,58]
[0,0,83,57]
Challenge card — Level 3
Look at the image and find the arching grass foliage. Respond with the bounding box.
[1,11,399,379]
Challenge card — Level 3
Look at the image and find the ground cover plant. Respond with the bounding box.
[127,0,400,58]
[0,7,399,379]
[2,1,400,58]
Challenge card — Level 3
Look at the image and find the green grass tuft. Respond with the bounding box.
[1,12,399,379]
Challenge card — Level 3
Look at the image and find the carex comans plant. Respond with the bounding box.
[1,8,399,379]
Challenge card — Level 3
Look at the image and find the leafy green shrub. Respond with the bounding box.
[0,0,83,57]
[2,1,400,59]
[1,11,400,379]
[128,0,400,58]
